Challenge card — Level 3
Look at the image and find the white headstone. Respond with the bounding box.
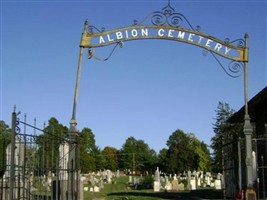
[215,179,222,190]
[172,179,179,191]
[165,181,172,191]
[154,167,160,182]
[197,178,201,186]
[190,179,196,190]
[93,186,100,192]
[129,175,132,183]
[154,181,161,192]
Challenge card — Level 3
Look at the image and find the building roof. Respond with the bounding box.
[228,86,267,123]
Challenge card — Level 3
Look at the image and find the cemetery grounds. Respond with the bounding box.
[83,175,224,200]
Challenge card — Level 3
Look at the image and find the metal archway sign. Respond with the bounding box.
[67,2,254,200]
[83,25,248,62]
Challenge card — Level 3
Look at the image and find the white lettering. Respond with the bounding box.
[131,29,138,37]
[225,47,231,55]
[168,30,174,37]
[125,30,129,38]
[158,29,164,36]
[116,32,123,40]
[214,43,222,52]
[107,34,114,42]
[99,36,105,44]
[188,33,195,42]
[96,28,235,58]
[177,31,185,39]
[205,39,213,48]
[141,28,148,36]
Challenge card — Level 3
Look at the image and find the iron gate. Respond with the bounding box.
[0,111,70,200]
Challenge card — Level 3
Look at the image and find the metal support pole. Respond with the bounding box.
[71,20,88,122]
[243,33,254,188]
[9,111,16,200]
[67,19,88,200]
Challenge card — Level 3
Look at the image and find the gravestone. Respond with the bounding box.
[129,175,132,184]
[197,178,201,187]
[187,171,191,190]
[172,179,179,191]
[154,167,160,182]
[154,167,161,192]
[93,185,100,192]
[106,170,112,183]
[165,180,172,191]
[178,182,185,191]
[100,179,104,188]
[205,172,211,186]
[190,179,196,190]
[215,179,222,189]
[154,181,161,192]
[116,170,120,177]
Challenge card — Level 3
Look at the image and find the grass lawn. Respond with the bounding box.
[83,175,224,200]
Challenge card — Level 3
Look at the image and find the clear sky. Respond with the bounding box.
[1,0,266,153]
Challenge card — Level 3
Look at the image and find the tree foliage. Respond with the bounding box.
[157,148,168,171]
[210,102,243,172]
[102,146,119,171]
[36,117,68,174]
[120,136,157,173]
[79,127,99,173]
[165,129,211,173]
[0,115,214,175]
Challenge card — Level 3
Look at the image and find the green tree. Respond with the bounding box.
[120,136,156,173]
[210,102,243,172]
[79,127,97,173]
[36,117,68,174]
[190,136,211,171]
[166,129,193,173]
[93,146,105,171]
[157,148,168,172]
[166,129,211,173]
[0,121,11,177]
[199,141,212,171]
[102,146,119,171]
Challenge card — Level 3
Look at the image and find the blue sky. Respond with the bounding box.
[1,0,266,153]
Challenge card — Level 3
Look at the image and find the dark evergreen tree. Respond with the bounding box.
[210,102,243,172]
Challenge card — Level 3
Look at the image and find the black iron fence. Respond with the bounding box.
[0,111,69,200]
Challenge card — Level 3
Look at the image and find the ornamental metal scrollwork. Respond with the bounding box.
[15,112,21,135]
[88,25,105,34]
[228,61,243,77]
[87,25,123,61]
[208,50,243,78]
[87,41,123,61]
[84,0,247,73]
[225,38,245,48]
[136,1,198,31]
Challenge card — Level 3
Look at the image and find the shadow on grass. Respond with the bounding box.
[108,189,224,199]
